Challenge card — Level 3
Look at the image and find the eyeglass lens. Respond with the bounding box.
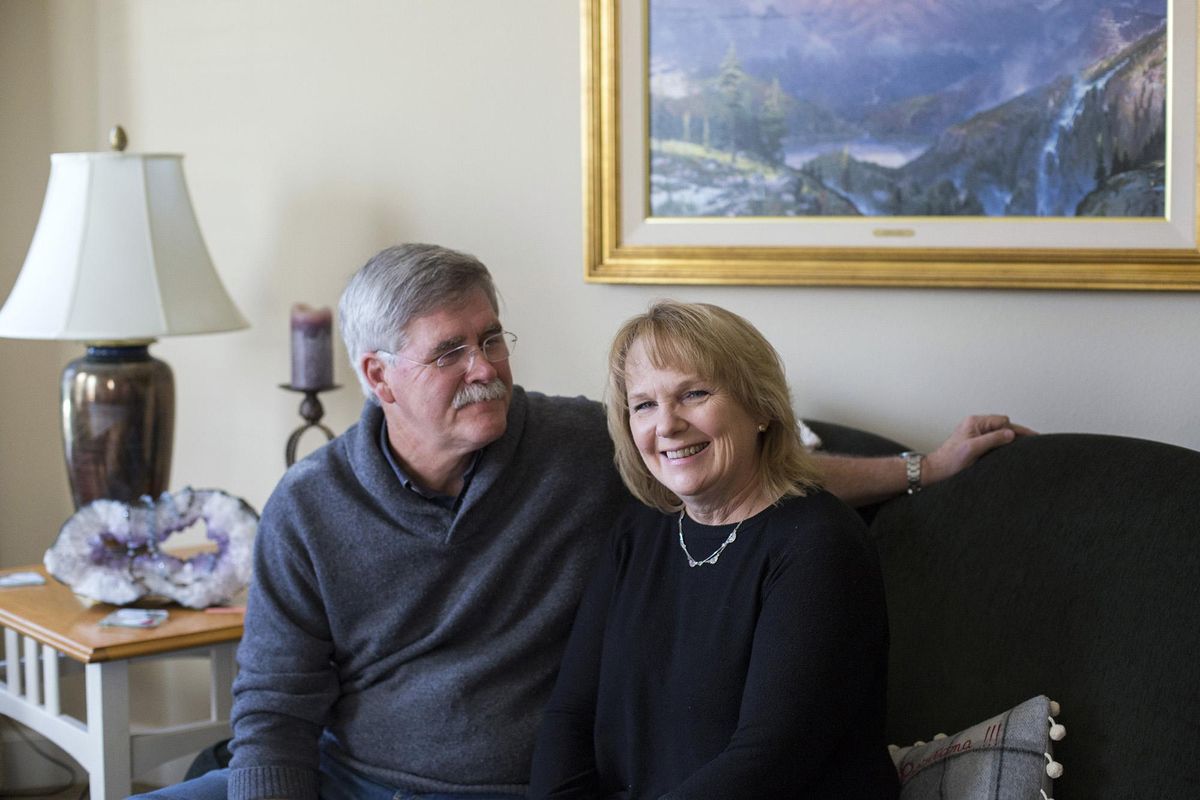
[436,332,516,369]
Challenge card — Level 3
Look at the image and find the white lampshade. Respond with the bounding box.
[0,151,247,341]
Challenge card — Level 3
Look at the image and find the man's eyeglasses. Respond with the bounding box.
[377,331,518,375]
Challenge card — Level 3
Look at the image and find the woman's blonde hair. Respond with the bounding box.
[605,300,821,512]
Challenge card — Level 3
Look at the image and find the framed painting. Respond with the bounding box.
[582,0,1200,289]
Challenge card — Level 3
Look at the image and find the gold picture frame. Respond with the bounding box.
[582,0,1200,290]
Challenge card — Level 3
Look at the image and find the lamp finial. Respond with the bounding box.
[109,125,128,152]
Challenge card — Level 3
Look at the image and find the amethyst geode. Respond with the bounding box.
[44,488,258,609]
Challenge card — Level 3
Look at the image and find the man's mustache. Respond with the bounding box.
[452,379,509,410]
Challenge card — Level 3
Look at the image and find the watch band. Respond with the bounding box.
[900,451,924,495]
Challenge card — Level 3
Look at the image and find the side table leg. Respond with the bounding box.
[85,660,132,800]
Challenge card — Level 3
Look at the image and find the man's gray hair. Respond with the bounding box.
[339,243,499,400]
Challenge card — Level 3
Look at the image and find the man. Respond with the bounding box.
[136,244,1028,799]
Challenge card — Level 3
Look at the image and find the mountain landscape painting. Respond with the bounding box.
[648,0,1169,218]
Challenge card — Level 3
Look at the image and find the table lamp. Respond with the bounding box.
[0,127,247,508]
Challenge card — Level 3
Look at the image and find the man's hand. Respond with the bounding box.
[923,414,1036,487]
[815,414,1035,507]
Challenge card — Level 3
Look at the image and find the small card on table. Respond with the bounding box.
[99,609,169,628]
[0,571,46,588]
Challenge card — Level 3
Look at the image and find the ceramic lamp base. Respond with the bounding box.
[61,343,174,508]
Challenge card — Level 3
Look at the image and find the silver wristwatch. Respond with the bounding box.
[899,451,924,495]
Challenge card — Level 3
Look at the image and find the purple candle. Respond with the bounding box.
[290,303,334,389]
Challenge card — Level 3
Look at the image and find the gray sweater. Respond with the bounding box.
[228,388,630,799]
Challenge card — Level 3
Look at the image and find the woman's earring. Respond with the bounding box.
[757,423,768,433]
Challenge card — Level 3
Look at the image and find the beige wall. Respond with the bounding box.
[0,0,96,565]
[3,0,1200,561]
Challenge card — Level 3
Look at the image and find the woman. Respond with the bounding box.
[528,301,899,799]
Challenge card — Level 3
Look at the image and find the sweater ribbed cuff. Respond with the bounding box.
[229,766,319,800]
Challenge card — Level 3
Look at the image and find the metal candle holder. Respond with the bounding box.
[280,384,340,466]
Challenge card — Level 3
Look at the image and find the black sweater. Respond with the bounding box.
[529,492,900,800]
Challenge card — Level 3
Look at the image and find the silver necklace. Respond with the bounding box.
[677,510,743,567]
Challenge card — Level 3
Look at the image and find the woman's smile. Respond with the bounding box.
[663,442,709,460]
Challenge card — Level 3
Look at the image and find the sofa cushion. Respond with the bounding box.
[890,695,1061,800]
[802,419,907,457]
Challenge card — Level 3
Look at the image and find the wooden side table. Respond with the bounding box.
[0,565,243,800]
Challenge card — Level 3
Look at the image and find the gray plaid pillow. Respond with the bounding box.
[890,695,1065,800]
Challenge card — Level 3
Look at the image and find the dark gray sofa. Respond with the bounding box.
[805,421,1200,799]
